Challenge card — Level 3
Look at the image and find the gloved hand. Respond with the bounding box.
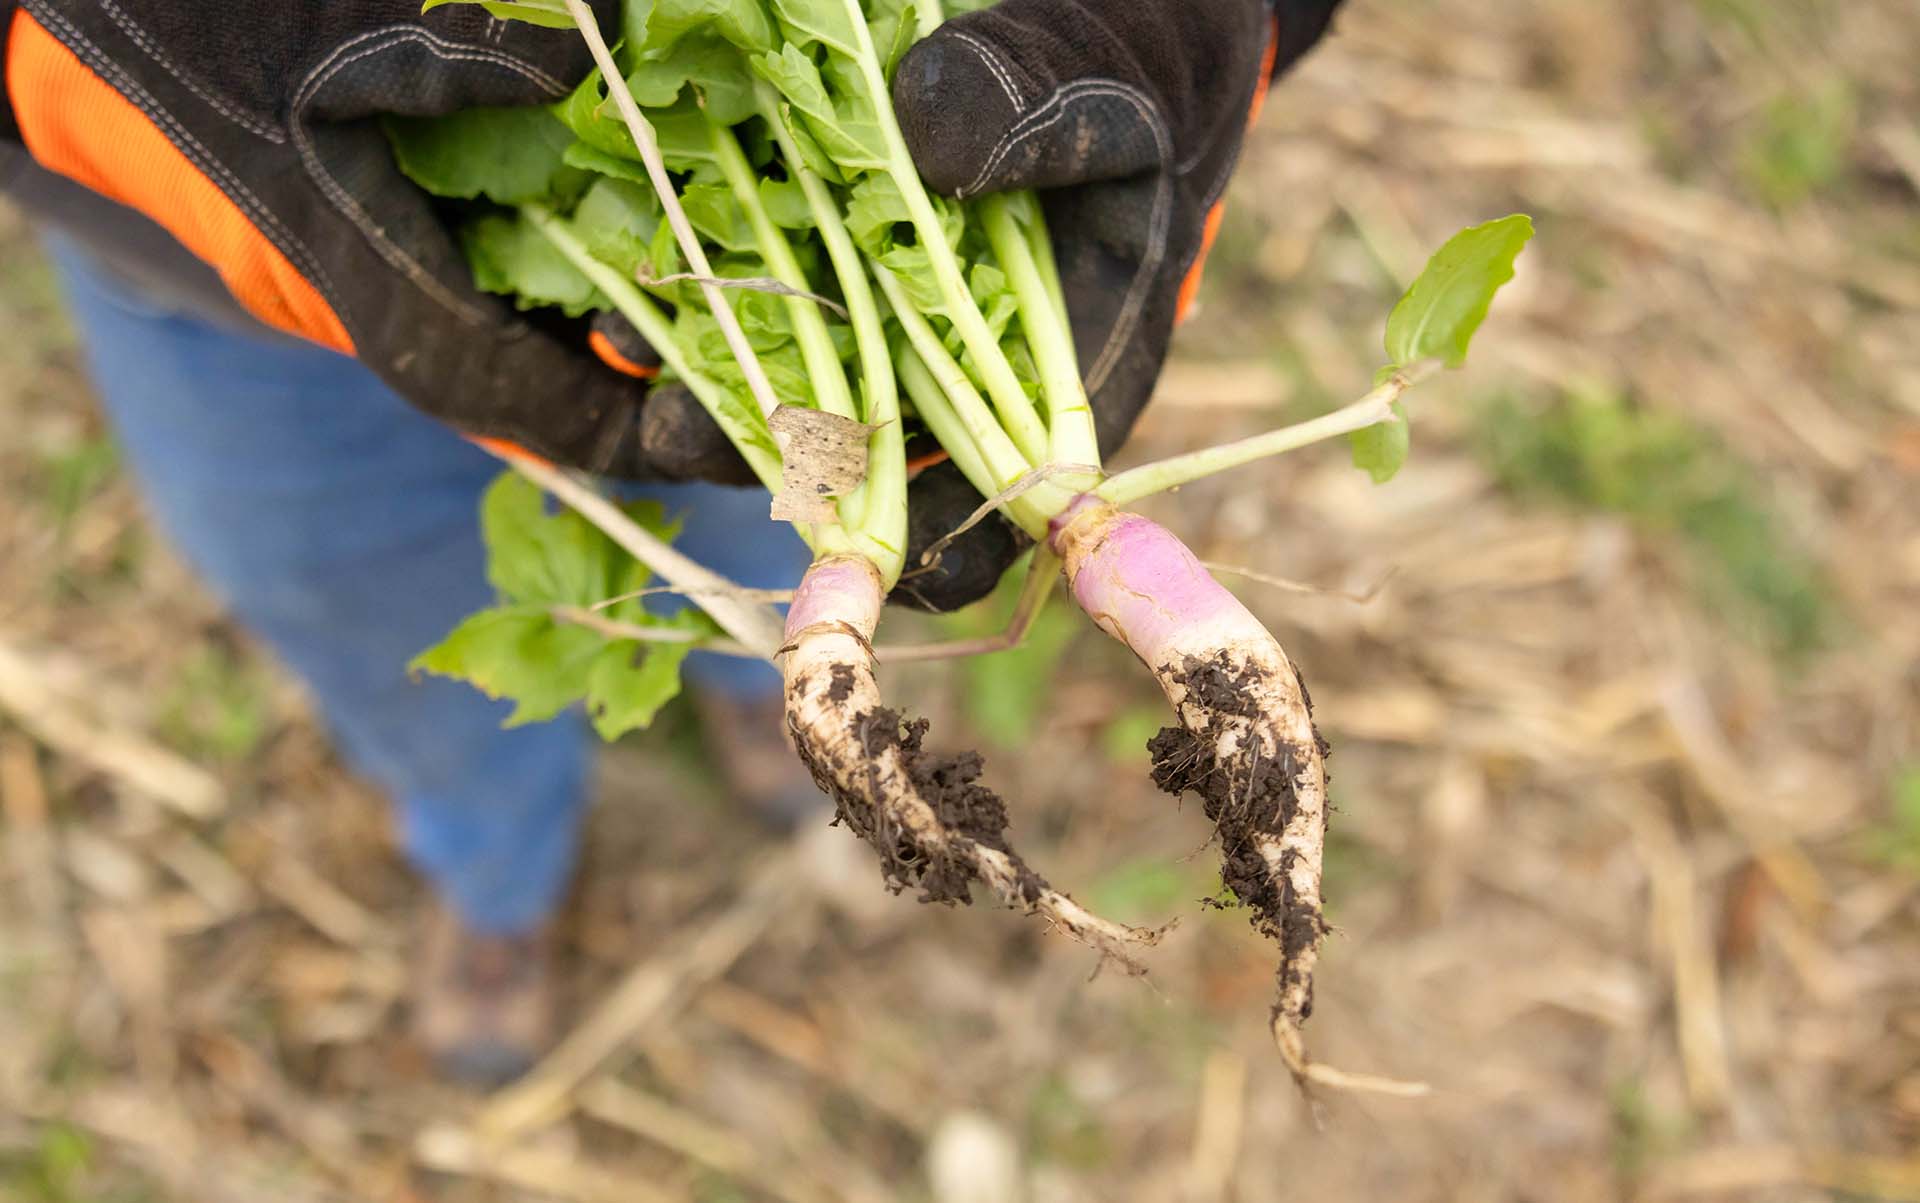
[0,0,743,482]
[890,0,1344,611]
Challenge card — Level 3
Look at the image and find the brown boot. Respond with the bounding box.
[413,905,557,1088]
[692,688,832,833]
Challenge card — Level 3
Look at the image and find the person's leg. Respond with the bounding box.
[44,237,590,938]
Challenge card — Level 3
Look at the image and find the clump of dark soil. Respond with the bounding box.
[789,695,1047,908]
[1148,652,1328,1009]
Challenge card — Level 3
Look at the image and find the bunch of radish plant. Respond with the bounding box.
[395,0,1531,1076]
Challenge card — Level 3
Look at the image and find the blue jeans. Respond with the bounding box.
[48,240,809,935]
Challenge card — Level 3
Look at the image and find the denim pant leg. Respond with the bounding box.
[47,241,593,935]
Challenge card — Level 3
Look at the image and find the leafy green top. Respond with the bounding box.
[410,474,714,740]
[1352,214,1535,484]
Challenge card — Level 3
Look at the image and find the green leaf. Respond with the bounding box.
[767,0,865,57]
[413,475,702,738]
[422,0,577,28]
[554,69,639,161]
[463,213,605,317]
[872,1,922,78]
[1385,214,1533,369]
[411,606,603,727]
[1350,401,1411,484]
[385,106,584,205]
[750,45,887,172]
[758,176,816,229]
[682,182,758,251]
[624,33,759,125]
[563,140,651,183]
[623,0,778,57]
[572,177,664,275]
[844,173,912,253]
[584,624,702,740]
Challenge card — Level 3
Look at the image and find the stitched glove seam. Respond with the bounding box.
[96,0,284,141]
[24,3,341,301]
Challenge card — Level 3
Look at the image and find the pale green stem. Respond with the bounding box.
[707,123,857,424]
[834,0,1050,465]
[1096,361,1443,507]
[873,267,1039,498]
[755,80,906,584]
[560,0,783,423]
[1022,194,1074,341]
[977,193,1101,473]
[525,205,786,495]
[502,454,786,659]
[896,348,1052,540]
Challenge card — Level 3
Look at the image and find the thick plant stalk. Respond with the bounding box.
[781,557,1164,969]
[1049,498,1329,1072]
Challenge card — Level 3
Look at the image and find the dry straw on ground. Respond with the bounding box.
[2,0,1918,1198]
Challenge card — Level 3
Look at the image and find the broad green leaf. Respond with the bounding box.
[758,176,816,229]
[879,246,946,313]
[750,45,887,171]
[768,0,865,57]
[463,213,604,317]
[623,0,778,56]
[554,70,638,161]
[681,182,758,251]
[413,476,702,738]
[624,33,758,125]
[844,173,912,253]
[562,140,653,183]
[411,606,603,727]
[476,474,680,607]
[572,177,663,275]
[1385,214,1533,369]
[1350,401,1411,484]
[385,107,584,205]
[584,626,700,739]
[422,0,576,28]
[777,105,844,183]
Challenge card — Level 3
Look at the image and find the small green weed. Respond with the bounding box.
[1478,386,1834,660]
[0,1124,159,1203]
[1609,1079,1696,1181]
[1861,764,1920,874]
[1024,1074,1111,1170]
[158,644,274,763]
[1099,706,1167,767]
[38,435,118,533]
[1740,80,1856,210]
[1086,859,1200,924]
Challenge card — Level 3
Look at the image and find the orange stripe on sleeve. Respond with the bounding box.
[6,13,354,355]
[1175,17,1283,327]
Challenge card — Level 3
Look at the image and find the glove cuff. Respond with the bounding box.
[1,0,18,143]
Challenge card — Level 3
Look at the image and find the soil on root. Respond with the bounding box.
[788,680,1047,908]
[1147,653,1328,1016]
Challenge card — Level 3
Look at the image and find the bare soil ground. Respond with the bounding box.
[3,0,1918,1199]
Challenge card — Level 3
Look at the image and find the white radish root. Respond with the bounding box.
[781,556,1165,970]
[1050,499,1330,1073]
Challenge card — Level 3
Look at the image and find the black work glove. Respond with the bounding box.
[0,1,742,482]
[891,0,1344,611]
